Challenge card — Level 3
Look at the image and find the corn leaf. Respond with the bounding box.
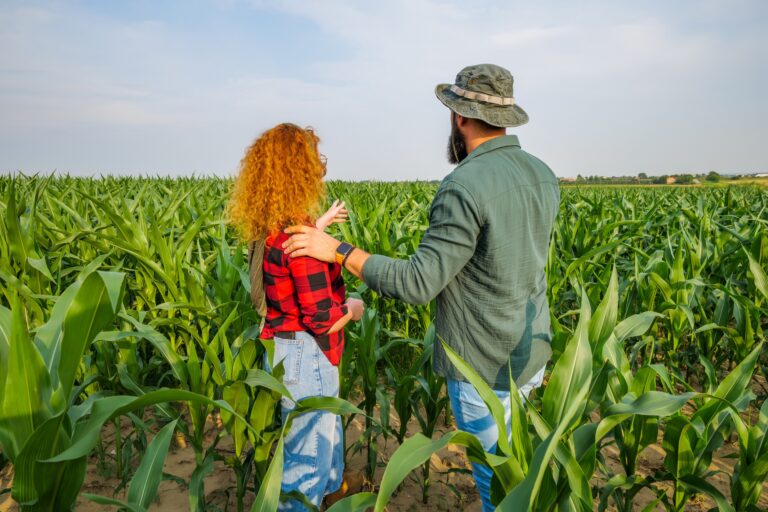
[250,432,285,512]
[0,294,51,460]
[542,290,592,427]
[589,265,619,347]
[57,271,125,401]
[127,419,178,508]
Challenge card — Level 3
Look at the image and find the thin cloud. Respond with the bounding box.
[0,0,765,178]
[490,27,572,47]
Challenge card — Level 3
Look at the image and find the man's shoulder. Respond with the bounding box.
[443,153,489,186]
[453,145,556,185]
[438,170,477,201]
[517,149,557,179]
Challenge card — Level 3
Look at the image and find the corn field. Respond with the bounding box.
[0,175,767,511]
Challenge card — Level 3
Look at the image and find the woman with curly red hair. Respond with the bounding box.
[228,123,364,511]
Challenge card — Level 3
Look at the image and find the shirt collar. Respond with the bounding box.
[459,134,521,166]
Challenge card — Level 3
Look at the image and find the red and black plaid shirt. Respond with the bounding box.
[259,230,348,365]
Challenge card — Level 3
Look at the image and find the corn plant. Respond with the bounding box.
[82,419,179,511]
[411,326,449,503]
[382,324,450,503]
[0,269,126,511]
[2,175,768,510]
[656,344,762,511]
[345,308,392,483]
[729,398,768,511]
[333,284,706,512]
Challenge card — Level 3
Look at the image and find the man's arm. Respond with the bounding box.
[284,180,482,305]
[281,226,371,280]
[342,248,370,280]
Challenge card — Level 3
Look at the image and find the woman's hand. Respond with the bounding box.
[329,297,365,333]
[315,199,348,231]
[345,298,365,321]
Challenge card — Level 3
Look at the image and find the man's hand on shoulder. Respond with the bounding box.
[283,225,341,262]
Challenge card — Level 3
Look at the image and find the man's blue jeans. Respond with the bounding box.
[269,332,344,511]
[447,366,546,512]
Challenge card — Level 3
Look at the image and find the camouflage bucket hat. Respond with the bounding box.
[435,63,529,128]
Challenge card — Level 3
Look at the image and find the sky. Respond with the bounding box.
[0,0,766,180]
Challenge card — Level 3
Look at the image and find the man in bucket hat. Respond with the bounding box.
[283,64,560,510]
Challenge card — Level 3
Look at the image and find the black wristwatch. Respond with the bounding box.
[335,242,355,266]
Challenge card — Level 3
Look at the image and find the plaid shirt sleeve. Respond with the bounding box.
[287,255,349,336]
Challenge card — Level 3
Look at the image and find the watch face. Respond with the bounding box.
[336,243,351,265]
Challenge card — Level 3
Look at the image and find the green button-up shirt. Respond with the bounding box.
[362,135,560,389]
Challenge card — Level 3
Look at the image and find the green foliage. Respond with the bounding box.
[0,270,125,511]
[0,175,766,511]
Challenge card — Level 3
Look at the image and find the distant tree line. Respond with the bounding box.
[562,171,731,185]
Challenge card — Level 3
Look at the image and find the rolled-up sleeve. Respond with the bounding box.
[362,180,482,305]
[289,256,349,336]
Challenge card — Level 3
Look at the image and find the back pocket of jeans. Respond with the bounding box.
[273,337,303,385]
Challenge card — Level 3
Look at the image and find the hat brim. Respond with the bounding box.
[435,83,529,128]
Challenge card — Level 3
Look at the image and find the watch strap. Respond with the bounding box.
[341,246,356,266]
[335,242,354,265]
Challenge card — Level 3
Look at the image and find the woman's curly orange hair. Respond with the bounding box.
[227,123,326,241]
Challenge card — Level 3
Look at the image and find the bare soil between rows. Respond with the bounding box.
[2,381,767,511]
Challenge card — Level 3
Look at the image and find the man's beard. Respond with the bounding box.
[447,116,468,164]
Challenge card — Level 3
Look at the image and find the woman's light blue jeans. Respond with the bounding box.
[447,366,546,512]
[269,332,344,511]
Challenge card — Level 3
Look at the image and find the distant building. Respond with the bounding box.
[755,173,768,178]
[560,177,577,182]
[666,176,677,184]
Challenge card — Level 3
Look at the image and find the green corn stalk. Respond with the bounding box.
[410,326,449,504]
[658,344,762,511]
[729,398,768,511]
[82,419,178,512]
[3,175,768,511]
[0,269,125,511]
[346,308,389,483]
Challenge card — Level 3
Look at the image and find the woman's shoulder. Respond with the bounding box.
[262,231,290,269]
[265,230,289,248]
[265,221,314,251]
